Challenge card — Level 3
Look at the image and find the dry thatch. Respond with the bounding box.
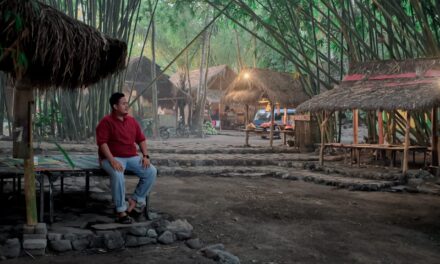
[223,68,309,106]
[125,56,180,102]
[296,58,440,113]
[0,0,127,89]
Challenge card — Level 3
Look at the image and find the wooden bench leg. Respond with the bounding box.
[38,173,45,223]
[144,194,152,220]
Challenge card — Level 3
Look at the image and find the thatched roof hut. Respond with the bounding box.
[0,0,127,88]
[125,56,180,105]
[297,58,440,113]
[169,65,237,103]
[223,68,309,107]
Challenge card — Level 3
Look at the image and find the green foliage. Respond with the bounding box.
[203,121,218,135]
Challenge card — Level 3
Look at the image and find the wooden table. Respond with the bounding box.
[242,129,295,146]
[323,143,428,168]
[0,155,151,223]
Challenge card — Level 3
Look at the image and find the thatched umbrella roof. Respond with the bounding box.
[0,0,127,89]
[125,56,180,102]
[296,58,440,113]
[223,68,309,107]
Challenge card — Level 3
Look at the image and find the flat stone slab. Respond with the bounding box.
[91,221,152,230]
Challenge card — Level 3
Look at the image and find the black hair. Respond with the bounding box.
[109,92,125,110]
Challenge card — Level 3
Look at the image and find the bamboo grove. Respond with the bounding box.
[1,0,440,144]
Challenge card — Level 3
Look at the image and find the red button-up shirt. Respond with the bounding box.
[96,112,146,159]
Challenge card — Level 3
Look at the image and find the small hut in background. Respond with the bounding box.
[124,56,183,127]
[0,0,127,224]
[296,58,440,178]
[170,65,237,128]
[224,68,310,147]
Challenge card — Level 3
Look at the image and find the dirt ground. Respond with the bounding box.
[1,132,440,263]
[3,175,440,264]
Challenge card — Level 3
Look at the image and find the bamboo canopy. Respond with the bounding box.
[125,56,180,106]
[223,68,309,107]
[0,0,127,89]
[169,64,237,103]
[297,58,440,113]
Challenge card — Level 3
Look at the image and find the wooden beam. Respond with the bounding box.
[402,111,411,180]
[353,109,358,144]
[432,107,438,166]
[269,104,275,147]
[378,110,384,144]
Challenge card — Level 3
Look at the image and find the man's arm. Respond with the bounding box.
[138,140,150,168]
[99,143,123,171]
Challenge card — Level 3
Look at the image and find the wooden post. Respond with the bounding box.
[269,103,275,147]
[319,111,326,166]
[13,84,37,225]
[402,111,411,180]
[353,109,358,144]
[283,107,287,124]
[378,110,384,144]
[319,111,333,166]
[431,107,438,166]
[245,104,249,146]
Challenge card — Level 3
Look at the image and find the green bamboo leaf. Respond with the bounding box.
[54,142,75,169]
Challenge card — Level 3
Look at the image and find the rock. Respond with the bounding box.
[157,231,174,245]
[124,235,139,247]
[216,250,241,264]
[103,231,125,250]
[153,219,171,235]
[186,238,203,249]
[35,223,47,235]
[147,229,158,238]
[63,233,77,241]
[2,238,21,258]
[72,238,90,251]
[200,243,225,257]
[49,240,72,252]
[23,234,46,240]
[22,238,47,256]
[167,219,193,240]
[47,233,63,241]
[22,225,35,234]
[137,237,156,246]
[90,235,105,249]
[128,227,147,237]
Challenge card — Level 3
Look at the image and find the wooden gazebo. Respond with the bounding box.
[125,56,181,109]
[0,0,127,225]
[297,58,440,179]
[223,68,309,147]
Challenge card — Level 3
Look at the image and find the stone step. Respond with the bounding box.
[149,147,300,154]
[158,166,399,191]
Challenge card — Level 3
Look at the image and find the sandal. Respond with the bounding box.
[115,214,134,224]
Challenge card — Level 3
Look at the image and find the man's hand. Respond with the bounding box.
[141,156,150,168]
[110,158,124,172]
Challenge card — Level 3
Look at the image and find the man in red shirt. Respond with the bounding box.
[96,92,157,224]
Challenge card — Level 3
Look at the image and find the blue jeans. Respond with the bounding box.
[101,156,157,213]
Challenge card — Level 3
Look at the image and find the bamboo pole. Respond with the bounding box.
[432,107,438,166]
[402,111,411,180]
[270,103,275,147]
[353,109,358,144]
[13,84,37,225]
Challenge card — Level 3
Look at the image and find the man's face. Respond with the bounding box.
[113,96,129,115]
